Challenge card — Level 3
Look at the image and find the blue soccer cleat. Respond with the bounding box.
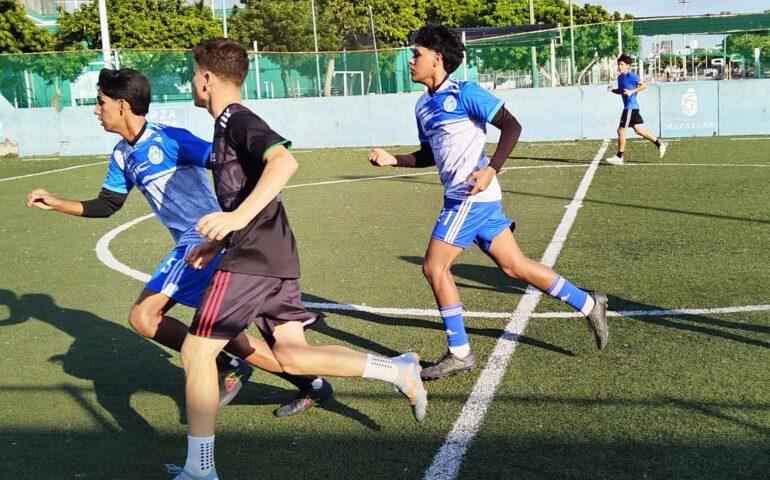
[392,352,428,423]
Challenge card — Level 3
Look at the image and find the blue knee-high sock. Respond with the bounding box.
[439,303,470,357]
[545,274,594,316]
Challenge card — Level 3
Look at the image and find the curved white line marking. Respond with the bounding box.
[94,213,154,284]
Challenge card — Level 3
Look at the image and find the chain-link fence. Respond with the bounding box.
[2,14,768,109]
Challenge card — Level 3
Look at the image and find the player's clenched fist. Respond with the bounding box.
[368,148,397,167]
[26,188,58,210]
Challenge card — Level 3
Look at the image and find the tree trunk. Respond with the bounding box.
[288,73,296,97]
[323,58,334,96]
[576,58,599,85]
[280,69,289,98]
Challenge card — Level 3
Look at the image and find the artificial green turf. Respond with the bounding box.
[1,137,768,479]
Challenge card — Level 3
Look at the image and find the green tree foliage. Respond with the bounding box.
[726,33,770,60]
[0,0,54,53]
[229,0,426,96]
[459,0,636,86]
[54,0,221,50]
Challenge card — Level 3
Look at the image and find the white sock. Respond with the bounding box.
[581,294,596,316]
[184,435,215,477]
[449,344,471,358]
[362,354,398,383]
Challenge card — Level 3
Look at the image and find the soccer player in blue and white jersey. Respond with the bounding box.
[368,26,609,379]
[25,68,331,412]
[605,53,667,165]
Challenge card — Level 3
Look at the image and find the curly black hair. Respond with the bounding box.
[617,53,633,65]
[410,25,466,74]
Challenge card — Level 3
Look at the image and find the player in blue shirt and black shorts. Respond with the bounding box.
[606,53,667,165]
[368,26,610,380]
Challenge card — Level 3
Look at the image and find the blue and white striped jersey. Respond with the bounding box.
[102,122,220,243]
[415,77,504,202]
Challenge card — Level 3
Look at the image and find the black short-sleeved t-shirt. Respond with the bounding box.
[208,103,298,278]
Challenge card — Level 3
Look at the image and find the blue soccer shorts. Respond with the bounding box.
[431,198,515,252]
[145,242,224,307]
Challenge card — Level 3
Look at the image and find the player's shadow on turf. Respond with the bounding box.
[236,380,382,431]
[304,290,575,358]
[608,293,770,349]
[399,256,576,357]
[0,289,186,434]
[499,188,770,225]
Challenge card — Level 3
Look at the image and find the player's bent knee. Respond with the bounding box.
[422,261,449,284]
[180,335,222,371]
[127,306,161,338]
[500,265,520,279]
[271,345,307,375]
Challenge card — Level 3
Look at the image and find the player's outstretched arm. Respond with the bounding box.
[369,143,435,168]
[26,188,84,215]
[196,144,297,242]
[367,148,398,167]
[26,187,128,218]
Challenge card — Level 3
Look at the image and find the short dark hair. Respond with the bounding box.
[192,37,249,86]
[410,25,466,74]
[97,68,151,115]
[617,53,633,65]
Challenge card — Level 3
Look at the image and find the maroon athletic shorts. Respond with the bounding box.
[190,270,317,340]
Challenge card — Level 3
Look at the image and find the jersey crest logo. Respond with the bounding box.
[148,145,164,165]
[443,95,457,113]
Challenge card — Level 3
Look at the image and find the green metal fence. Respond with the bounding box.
[2,13,768,109]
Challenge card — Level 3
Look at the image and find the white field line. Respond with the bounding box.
[623,163,770,168]
[632,138,681,143]
[3,158,765,186]
[284,164,598,189]
[302,302,770,319]
[94,213,155,284]
[422,138,610,480]
[0,161,109,182]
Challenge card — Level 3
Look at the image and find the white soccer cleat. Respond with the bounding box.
[605,155,624,165]
[658,141,668,159]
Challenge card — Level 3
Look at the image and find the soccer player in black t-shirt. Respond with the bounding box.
[166,38,428,480]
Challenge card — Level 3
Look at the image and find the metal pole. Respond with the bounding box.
[97,0,111,68]
[723,36,728,79]
[569,0,576,84]
[617,22,623,56]
[368,5,382,94]
[461,30,468,80]
[550,38,557,87]
[310,0,322,97]
[222,0,227,37]
[529,0,537,88]
[253,41,261,99]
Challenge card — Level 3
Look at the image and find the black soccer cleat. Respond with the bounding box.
[420,350,477,380]
[586,290,609,350]
[274,378,334,418]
